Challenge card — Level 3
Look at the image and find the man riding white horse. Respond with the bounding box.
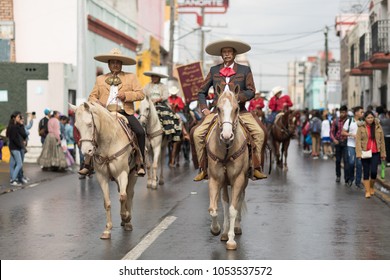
[78,48,146,176]
[190,38,267,181]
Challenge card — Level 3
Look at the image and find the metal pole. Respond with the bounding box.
[324,26,329,110]
[168,0,175,78]
[200,6,205,73]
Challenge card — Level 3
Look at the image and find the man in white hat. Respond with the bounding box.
[79,48,146,176]
[191,39,267,181]
[267,86,293,123]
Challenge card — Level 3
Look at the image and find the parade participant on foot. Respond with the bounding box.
[79,48,145,176]
[191,38,267,181]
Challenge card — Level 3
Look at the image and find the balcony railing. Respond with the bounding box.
[359,33,370,63]
[372,19,390,54]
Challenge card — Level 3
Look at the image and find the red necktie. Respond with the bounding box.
[219,67,236,77]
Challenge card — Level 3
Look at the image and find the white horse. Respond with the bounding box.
[139,95,169,189]
[70,102,137,239]
[206,85,249,250]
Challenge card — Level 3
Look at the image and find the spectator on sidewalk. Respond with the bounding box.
[321,111,332,159]
[330,105,349,184]
[356,110,386,198]
[380,110,390,166]
[342,106,364,188]
[310,110,322,159]
[38,108,51,144]
[6,111,27,186]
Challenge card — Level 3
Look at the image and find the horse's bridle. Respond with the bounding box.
[79,112,99,149]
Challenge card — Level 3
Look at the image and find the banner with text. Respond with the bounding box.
[176,62,204,104]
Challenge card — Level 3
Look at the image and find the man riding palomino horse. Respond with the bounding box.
[190,38,267,181]
[267,86,293,124]
[78,48,146,177]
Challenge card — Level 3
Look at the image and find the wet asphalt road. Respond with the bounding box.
[0,140,390,260]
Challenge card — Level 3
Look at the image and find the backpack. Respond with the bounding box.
[38,117,48,137]
[310,117,321,133]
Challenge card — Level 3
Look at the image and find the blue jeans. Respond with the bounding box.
[267,111,278,124]
[347,146,362,184]
[10,149,23,182]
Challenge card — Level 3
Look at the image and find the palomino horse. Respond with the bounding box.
[139,95,169,189]
[70,102,137,239]
[269,110,298,170]
[206,85,250,250]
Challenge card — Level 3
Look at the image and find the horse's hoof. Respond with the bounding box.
[124,223,133,231]
[100,232,111,240]
[159,180,164,185]
[151,184,157,190]
[220,233,228,241]
[234,227,242,235]
[121,221,124,226]
[210,228,221,236]
[226,241,237,250]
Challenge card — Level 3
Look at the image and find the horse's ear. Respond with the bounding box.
[68,103,77,111]
[83,102,90,111]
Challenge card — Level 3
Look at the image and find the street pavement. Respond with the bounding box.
[1,159,390,204]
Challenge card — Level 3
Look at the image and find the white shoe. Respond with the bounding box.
[20,178,28,184]
[323,155,328,160]
[10,180,22,186]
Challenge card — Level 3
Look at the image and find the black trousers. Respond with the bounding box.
[119,110,145,159]
[361,152,380,180]
[335,143,349,182]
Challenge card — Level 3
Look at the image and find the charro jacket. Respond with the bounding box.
[198,63,256,111]
[88,71,144,115]
[355,118,386,159]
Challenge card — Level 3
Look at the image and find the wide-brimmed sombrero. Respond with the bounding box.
[168,86,180,95]
[94,48,136,65]
[205,39,251,56]
[271,86,284,96]
[143,71,168,78]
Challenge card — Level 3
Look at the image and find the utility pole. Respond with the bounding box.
[168,0,175,78]
[324,26,329,110]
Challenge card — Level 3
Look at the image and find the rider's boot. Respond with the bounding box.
[193,168,208,181]
[252,152,267,180]
[78,155,92,175]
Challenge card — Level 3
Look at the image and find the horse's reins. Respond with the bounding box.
[140,110,163,139]
[206,117,247,165]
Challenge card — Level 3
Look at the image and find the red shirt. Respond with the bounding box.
[248,98,265,112]
[366,126,378,153]
[168,96,185,113]
[268,95,293,112]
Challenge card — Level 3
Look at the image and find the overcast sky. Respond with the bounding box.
[177,0,367,92]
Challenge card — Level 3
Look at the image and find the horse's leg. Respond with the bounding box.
[150,137,161,189]
[274,141,281,167]
[96,172,112,239]
[159,140,166,185]
[117,171,131,229]
[226,174,246,250]
[209,176,221,236]
[220,183,229,242]
[145,143,152,188]
[123,172,137,231]
[283,140,290,171]
[234,191,246,235]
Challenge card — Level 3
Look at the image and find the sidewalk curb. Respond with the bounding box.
[375,178,390,206]
[0,172,72,196]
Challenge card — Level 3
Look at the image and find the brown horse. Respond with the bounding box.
[269,110,298,170]
[206,85,250,250]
